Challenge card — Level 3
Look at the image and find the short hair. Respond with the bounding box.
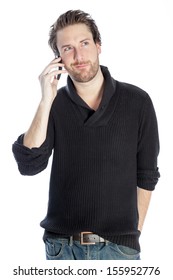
[48,9,102,55]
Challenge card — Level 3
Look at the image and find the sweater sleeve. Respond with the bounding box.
[12,111,54,176]
[137,94,160,190]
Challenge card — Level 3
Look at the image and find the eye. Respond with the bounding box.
[81,41,89,47]
[63,46,73,52]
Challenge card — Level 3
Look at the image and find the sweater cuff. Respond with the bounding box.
[137,169,160,190]
[12,134,50,175]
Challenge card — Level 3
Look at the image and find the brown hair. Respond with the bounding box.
[48,9,102,55]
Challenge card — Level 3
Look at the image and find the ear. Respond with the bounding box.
[96,43,101,55]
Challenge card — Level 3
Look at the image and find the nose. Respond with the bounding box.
[73,48,83,61]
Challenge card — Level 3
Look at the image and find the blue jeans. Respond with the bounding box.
[45,237,140,260]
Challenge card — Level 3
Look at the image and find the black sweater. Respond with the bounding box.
[12,66,160,251]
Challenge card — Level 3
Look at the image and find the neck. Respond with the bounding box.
[72,67,104,110]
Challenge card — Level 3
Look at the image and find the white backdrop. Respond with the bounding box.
[0,0,173,277]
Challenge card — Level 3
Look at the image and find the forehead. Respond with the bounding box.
[56,23,93,46]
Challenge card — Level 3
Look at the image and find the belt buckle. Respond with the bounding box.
[80,231,95,245]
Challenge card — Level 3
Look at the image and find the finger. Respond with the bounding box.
[41,63,64,76]
[40,59,64,76]
[39,63,65,80]
[53,56,62,62]
[43,69,67,81]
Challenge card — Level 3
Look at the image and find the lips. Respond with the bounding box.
[74,63,88,69]
[72,61,90,69]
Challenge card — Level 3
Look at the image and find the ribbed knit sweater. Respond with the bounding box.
[12,66,160,251]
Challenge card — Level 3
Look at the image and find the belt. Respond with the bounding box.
[73,231,106,245]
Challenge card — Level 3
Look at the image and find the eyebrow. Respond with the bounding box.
[61,38,91,49]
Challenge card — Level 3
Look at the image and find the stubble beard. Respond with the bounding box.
[65,58,100,83]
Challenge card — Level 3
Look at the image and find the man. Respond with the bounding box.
[12,10,160,260]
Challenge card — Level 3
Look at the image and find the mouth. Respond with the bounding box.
[72,62,90,69]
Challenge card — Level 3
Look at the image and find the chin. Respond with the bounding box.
[73,73,96,83]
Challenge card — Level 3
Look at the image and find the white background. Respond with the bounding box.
[0,0,173,277]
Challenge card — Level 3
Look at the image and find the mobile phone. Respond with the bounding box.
[55,54,62,80]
